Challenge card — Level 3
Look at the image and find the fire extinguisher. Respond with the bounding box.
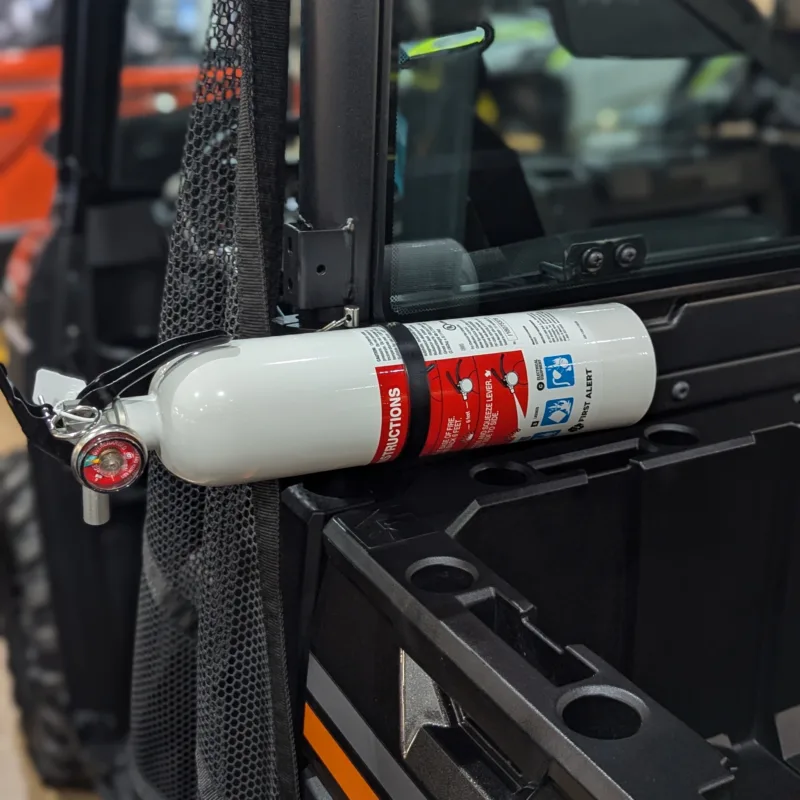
[0,303,656,524]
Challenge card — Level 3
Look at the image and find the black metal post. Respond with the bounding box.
[51,0,128,377]
[59,0,128,218]
[299,0,393,324]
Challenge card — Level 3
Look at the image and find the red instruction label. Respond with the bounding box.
[372,364,411,463]
[422,350,529,456]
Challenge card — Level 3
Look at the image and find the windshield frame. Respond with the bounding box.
[361,0,800,324]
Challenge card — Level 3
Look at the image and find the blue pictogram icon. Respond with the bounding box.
[544,354,575,389]
[542,398,574,426]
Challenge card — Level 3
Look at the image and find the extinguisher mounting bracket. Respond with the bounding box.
[283,219,356,311]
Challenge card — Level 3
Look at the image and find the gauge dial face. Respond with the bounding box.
[79,436,144,492]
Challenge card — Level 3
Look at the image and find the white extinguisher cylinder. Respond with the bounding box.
[119,303,657,487]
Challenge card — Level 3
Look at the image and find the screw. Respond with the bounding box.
[793,392,800,404]
[616,243,639,268]
[672,381,690,401]
[582,248,605,274]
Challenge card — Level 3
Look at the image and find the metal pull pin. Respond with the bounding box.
[82,487,110,526]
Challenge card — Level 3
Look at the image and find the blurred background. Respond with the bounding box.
[0,2,298,796]
[0,0,793,797]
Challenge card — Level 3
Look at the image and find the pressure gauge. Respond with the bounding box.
[72,427,147,493]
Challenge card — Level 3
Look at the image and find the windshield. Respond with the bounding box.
[386,0,797,318]
[0,0,207,58]
[124,0,208,65]
[0,0,59,49]
[111,0,211,193]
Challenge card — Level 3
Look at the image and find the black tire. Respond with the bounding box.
[0,449,91,789]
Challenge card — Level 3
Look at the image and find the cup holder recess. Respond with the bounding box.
[406,556,479,594]
[558,686,646,741]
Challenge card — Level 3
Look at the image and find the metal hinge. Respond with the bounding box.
[541,235,646,282]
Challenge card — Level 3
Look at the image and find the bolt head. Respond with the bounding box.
[672,381,690,401]
[582,248,605,273]
[616,244,638,267]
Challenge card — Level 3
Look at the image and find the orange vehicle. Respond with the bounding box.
[0,1,300,312]
[0,1,201,272]
[0,46,198,247]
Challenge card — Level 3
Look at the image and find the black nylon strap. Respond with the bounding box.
[0,365,72,464]
[383,323,431,459]
[77,330,231,409]
[237,1,299,798]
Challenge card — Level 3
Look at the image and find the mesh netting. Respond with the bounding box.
[129,2,294,798]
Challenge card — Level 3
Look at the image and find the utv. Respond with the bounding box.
[8,0,800,799]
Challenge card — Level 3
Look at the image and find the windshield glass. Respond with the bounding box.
[0,0,207,57]
[0,0,59,49]
[112,0,210,194]
[124,0,208,65]
[387,0,796,317]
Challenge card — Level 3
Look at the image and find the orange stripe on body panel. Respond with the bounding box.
[304,704,378,800]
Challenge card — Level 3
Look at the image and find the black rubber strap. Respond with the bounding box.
[382,323,430,459]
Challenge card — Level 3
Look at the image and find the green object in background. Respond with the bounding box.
[492,17,550,42]
[688,55,742,97]
[545,46,573,73]
[401,16,572,74]
[401,27,487,67]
